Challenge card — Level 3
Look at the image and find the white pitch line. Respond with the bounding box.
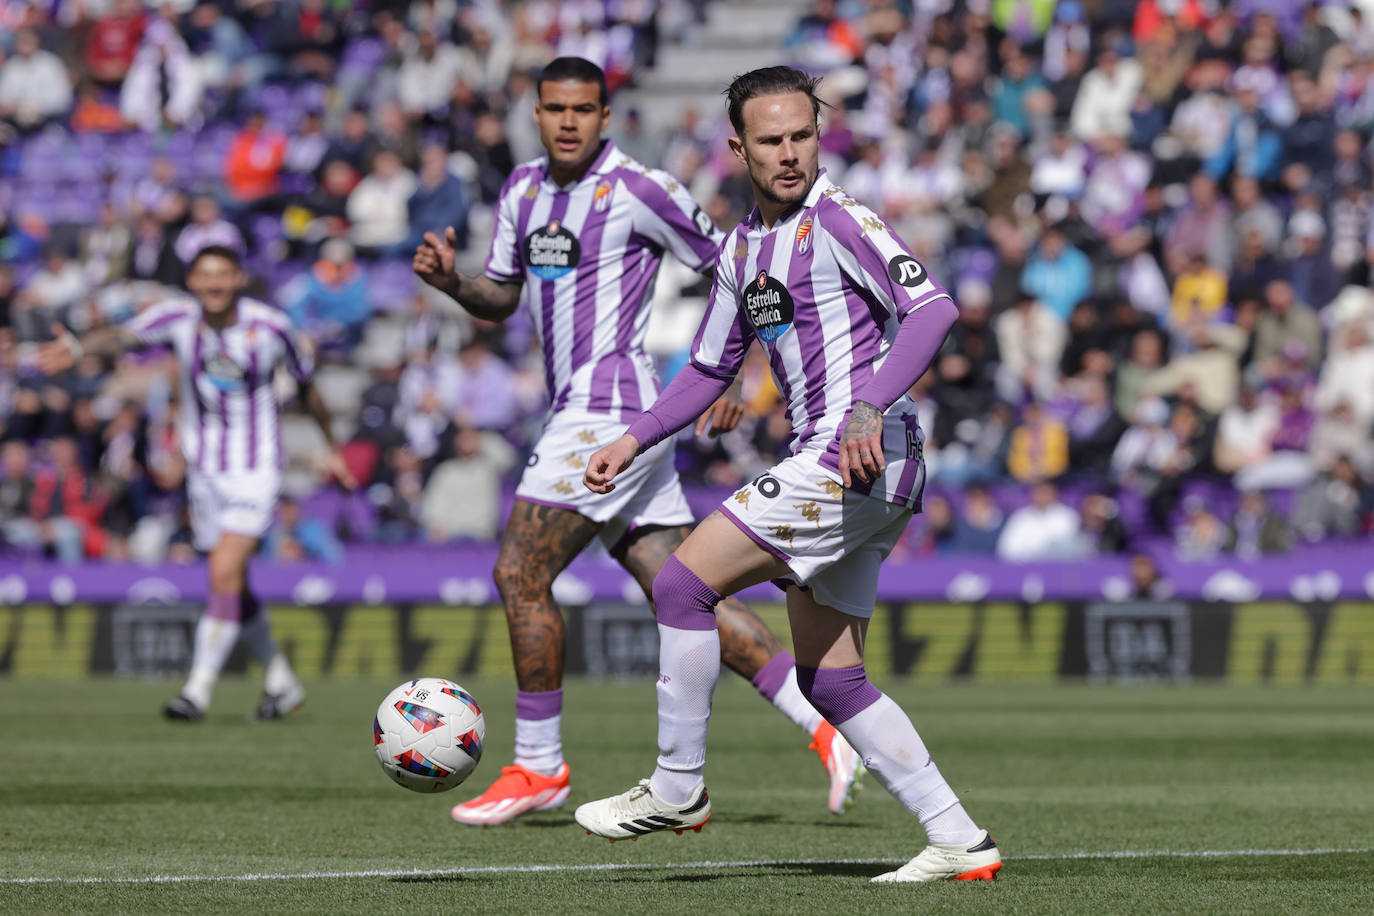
[2,847,1368,886]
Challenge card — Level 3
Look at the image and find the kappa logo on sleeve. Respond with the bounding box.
[887,254,928,288]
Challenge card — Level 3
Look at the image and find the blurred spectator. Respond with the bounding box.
[997,480,1083,560]
[1164,174,1232,274]
[127,213,184,287]
[262,496,343,564]
[1295,456,1371,542]
[347,148,417,256]
[1314,316,1374,432]
[397,28,468,123]
[420,425,515,542]
[1284,211,1341,311]
[1020,227,1091,321]
[1214,384,1277,476]
[174,196,246,266]
[1079,492,1129,555]
[120,13,203,133]
[1128,552,1172,599]
[26,247,88,320]
[943,483,1004,554]
[0,29,72,130]
[1174,495,1227,560]
[0,440,37,554]
[1253,279,1322,373]
[452,335,520,431]
[223,111,287,206]
[1229,490,1293,557]
[283,238,371,354]
[1071,37,1144,141]
[83,0,146,87]
[28,437,105,563]
[1006,401,1068,483]
[1139,321,1244,417]
[1081,133,1151,238]
[995,291,1065,403]
[1204,72,1282,182]
[1169,253,1228,329]
[1235,380,1317,491]
[406,144,469,253]
[1066,372,1128,477]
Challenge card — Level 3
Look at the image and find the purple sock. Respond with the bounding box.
[515,688,563,721]
[795,664,882,725]
[652,556,720,630]
[751,650,795,702]
[205,591,240,622]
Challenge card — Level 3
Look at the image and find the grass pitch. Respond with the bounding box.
[1,676,1370,913]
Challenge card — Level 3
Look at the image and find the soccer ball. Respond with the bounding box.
[373,678,485,793]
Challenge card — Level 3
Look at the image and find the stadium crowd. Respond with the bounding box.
[1,0,1372,566]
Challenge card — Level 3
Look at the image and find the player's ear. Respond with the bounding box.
[728,135,746,164]
[600,105,610,133]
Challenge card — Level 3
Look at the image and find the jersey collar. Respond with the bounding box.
[743,168,833,232]
[543,139,619,190]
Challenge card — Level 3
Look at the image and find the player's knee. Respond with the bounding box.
[493,555,553,603]
[795,663,881,725]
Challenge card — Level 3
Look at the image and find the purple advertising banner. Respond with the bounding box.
[0,542,1370,606]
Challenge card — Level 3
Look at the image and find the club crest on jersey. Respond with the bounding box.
[593,180,613,212]
[742,270,795,344]
[795,217,814,253]
[525,220,581,280]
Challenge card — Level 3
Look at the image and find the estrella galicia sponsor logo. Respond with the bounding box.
[887,254,928,288]
[203,353,246,392]
[742,270,794,343]
[525,220,581,280]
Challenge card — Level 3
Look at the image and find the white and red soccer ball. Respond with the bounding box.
[373,678,485,792]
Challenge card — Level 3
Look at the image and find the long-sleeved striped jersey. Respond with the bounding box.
[687,171,953,508]
[127,296,313,475]
[484,140,723,419]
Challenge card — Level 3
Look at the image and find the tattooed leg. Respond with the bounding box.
[493,499,601,691]
[613,524,783,680]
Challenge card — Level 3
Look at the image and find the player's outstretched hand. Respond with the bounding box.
[413,226,459,294]
[326,448,358,491]
[35,323,80,376]
[585,434,639,493]
[694,393,744,438]
[837,400,886,488]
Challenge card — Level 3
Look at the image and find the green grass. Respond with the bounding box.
[0,677,1371,913]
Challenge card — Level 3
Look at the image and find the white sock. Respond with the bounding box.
[836,693,980,845]
[514,715,564,775]
[649,623,720,805]
[773,668,824,734]
[183,616,240,709]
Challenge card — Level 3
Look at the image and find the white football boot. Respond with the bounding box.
[574,779,711,842]
[871,831,1002,884]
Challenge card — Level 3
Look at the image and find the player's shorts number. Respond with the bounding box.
[753,475,781,498]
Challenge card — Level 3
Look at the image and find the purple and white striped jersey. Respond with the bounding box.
[126,296,314,476]
[689,171,952,508]
[484,140,723,419]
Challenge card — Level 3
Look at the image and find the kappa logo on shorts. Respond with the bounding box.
[562,453,584,469]
[768,524,796,546]
[577,428,598,445]
[793,501,822,527]
[733,489,751,510]
[552,480,575,495]
[819,479,844,499]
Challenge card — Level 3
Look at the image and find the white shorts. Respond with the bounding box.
[717,451,912,618]
[187,470,280,552]
[514,410,694,549]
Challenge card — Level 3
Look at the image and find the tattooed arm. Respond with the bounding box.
[412,226,523,322]
[35,322,138,374]
[836,400,885,487]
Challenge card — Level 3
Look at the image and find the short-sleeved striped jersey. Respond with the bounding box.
[688,171,952,508]
[484,140,723,419]
[126,296,313,476]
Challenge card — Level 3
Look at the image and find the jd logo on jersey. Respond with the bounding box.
[525,220,581,280]
[887,254,928,288]
[743,270,795,343]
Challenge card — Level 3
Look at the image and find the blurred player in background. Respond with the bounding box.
[577,67,1001,884]
[413,57,860,826]
[38,246,354,722]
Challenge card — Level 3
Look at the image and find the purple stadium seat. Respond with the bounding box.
[365,259,418,311]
